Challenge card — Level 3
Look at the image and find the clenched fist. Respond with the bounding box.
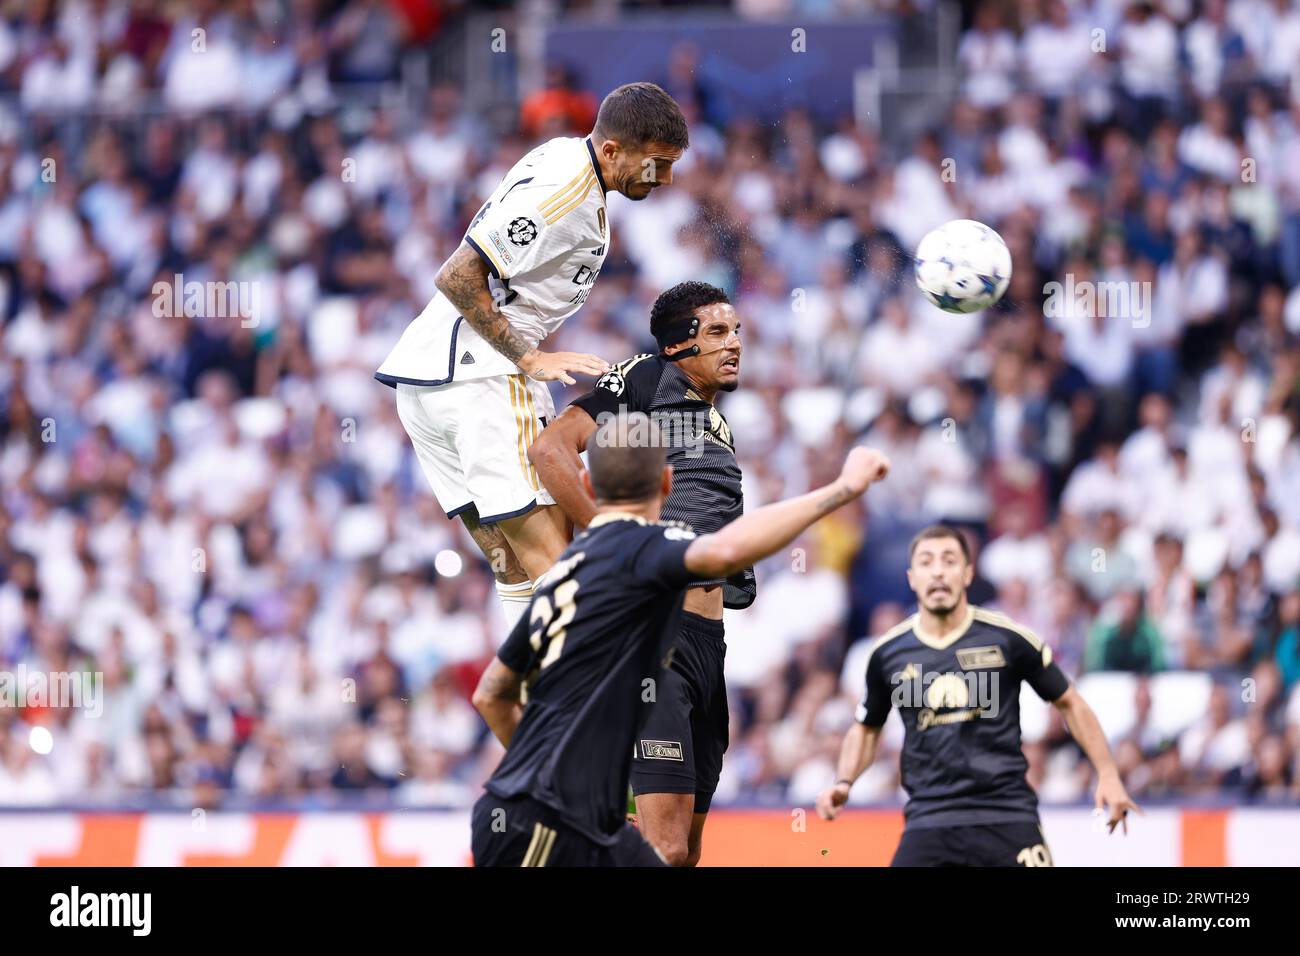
[839,447,891,495]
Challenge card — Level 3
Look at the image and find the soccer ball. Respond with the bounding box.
[913,219,1012,314]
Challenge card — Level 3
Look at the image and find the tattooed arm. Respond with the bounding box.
[435,242,609,385]
[436,245,532,365]
[471,657,525,748]
[684,447,891,580]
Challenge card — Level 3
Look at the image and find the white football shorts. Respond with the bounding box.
[395,374,556,523]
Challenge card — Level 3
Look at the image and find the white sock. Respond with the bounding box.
[496,580,535,631]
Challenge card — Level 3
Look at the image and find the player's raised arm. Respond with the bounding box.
[528,405,600,528]
[434,243,608,385]
[1051,686,1143,834]
[683,447,890,580]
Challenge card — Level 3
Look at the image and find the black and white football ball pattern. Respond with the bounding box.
[914,219,1012,314]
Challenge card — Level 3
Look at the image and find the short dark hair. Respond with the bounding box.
[649,281,729,343]
[592,82,689,151]
[908,524,971,564]
[587,412,666,502]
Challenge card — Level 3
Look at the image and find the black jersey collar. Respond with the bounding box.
[585,137,609,195]
[588,511,647,528]
[913,606,975,650]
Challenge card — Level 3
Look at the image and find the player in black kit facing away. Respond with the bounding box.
[470,413,890,866]
[816,525,1142,866]
[527,281,746,867]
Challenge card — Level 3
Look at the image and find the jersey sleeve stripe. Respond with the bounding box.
[862,615,917,671]
[858,616,915,694]
[538,167,593,215]
[971,606,1044,651]
[543,174,596,224]
[614,353,655,375]
[464,234,503,279]
[537,167,588,212]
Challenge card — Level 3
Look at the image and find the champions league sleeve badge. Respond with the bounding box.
[506,217,538,246]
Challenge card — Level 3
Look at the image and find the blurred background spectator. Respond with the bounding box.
[0,0,1297,811]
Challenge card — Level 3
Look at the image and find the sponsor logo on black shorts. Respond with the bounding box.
[640,739,684,761]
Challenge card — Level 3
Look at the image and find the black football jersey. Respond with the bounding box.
[856,605,1071,829]
[485,513,698,846]
[572,353,755,608]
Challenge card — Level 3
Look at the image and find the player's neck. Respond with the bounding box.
[917,594,971,638]
[679,367,719,405]
[593,501,661,523]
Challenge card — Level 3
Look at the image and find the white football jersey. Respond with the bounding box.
[376,136,610,386]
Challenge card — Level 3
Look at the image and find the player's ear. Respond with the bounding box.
[599,137,621,162]
[581,468,596,501]
[963,561,975,587]
[661,464,673,499]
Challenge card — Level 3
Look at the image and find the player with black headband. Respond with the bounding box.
[525,281,746,866]
[470,413,891,866]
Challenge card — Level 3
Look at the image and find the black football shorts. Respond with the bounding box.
[629,611,728,814]
[471,792,666,867]
[890,821,1054,867]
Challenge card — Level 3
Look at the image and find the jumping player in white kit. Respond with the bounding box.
[376,82,688,627]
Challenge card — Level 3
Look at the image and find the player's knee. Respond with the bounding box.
[525,436,552,469]
[492,568,530,586]
[657,839,693,867]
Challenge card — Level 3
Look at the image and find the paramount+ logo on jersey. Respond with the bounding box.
[890,664,1001,729]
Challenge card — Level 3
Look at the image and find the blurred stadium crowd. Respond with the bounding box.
[1,0,1299,808]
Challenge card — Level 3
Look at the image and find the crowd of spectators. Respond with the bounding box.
[0,0,1298,808]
